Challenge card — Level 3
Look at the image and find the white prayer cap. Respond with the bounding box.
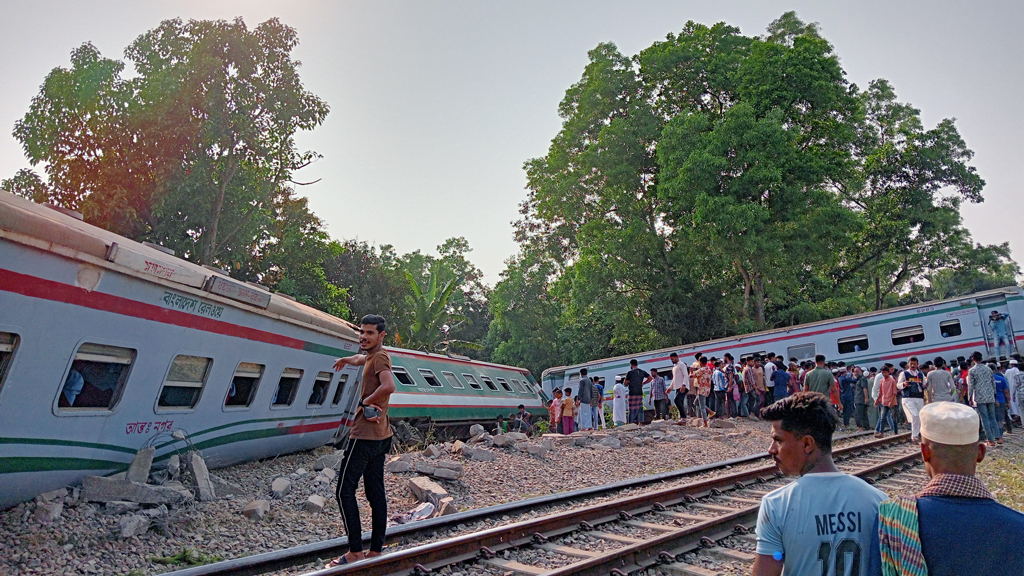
[920,402,980,445]
[1011,359,1019,365]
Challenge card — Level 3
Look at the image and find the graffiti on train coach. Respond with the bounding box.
[125,420,175,435]
[161,291,226,318]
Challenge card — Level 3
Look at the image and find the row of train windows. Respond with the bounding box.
[771,320,964,360]
[0,332,352,413]
[0,332,539,413]
[391,366,537,395]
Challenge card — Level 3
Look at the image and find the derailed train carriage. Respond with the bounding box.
[0,190,543,509]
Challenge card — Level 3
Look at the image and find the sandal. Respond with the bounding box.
[325,555,352,568]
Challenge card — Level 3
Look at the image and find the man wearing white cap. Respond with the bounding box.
[873,402,1024,575]
[896,356,927,442]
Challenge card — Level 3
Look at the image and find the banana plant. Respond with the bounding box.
[403,262,482,353]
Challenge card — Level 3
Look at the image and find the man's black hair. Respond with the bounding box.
[908,356,919,363]
[580,368,588,376]
[972,351,984,363]
[518,404,525,410]
[670,352,679,358]
[815,354,826,363]
[724,352,734,361]
[360,314,387,332]
[759,392,837,454]
[497,414,503,420]
[630,359,638,366]
[651,367,659,375]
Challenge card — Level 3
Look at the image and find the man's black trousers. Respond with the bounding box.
[336,437,392,553]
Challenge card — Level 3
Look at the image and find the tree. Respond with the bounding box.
[834,79,988,309]
[12,18,329,269]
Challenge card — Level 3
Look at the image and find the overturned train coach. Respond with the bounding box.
[0,190,543,509]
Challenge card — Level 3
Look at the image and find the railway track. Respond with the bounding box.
[163,431,909,576]
[295,433,922,576]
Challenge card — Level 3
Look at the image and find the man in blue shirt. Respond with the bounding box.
[874,401,1024,575]
[753,392,886,576]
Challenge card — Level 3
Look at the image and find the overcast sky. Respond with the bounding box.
[1,1,1021,282]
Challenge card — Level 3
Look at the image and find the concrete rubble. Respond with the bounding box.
[270,477,291,499]
[209,473,246,498]
[104,501,140,515]
[81,476,191,506]
[303,495,327,514]
[385,459,412,473]
[469,424,487,436]
[407,476,449,507]
[125,447,155,484]
[314,450,345,471]
[33,502,63,523]
[35,488,67,503]
[118,514,150,538]
[241,499,270,520]
[186,452,217,501]
[461,445,497,462]
[422,444,443,458]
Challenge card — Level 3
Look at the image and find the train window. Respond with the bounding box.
[57,343,135,411]
[225,362,264,408]
[496,378,514,392]
[891,326,925,346]
[272,368,303,407]
[511,379,529,393]
[441,371,464,389]
[740,351,767,362]
[392,367,417,386]
[462,373,483,390]
[308,371,332,406]
[157,355,212,410]
[331,374,350,406]
[567,372,581,385]
[0,332,19,396]
[480,376,499,391]
[651,366,673,381]
[786,343,816,362]
[837,336,869,355]
[940,320,962,338]
[419,369,444,387]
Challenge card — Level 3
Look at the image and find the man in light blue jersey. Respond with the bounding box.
[753,392,886,576]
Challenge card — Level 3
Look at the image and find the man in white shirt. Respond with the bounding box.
[1006,359,1021,421]
[669,352,689,420]
[753,392,886,576]
[896,356,927,441]
[611,376,628,426]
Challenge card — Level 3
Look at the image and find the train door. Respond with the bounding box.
[976,294,1019,359]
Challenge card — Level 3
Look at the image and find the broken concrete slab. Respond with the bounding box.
[142,505,168,520]
[506,432,529,442]
[311,474,331,487]
[104,501,140,515]
[490,434,510,447]
[573,437,591,447]
[119,514,150,538]
[617,423,640,431]
[408,476,448,505]
[709,420,736,429]
[314,451,345,471]
[186,452,217,501]
[165,454,180,479]
[35,488,68,503]
[526,444,548,457]
[469,424,486,437]
[462,446,497,462]
[320,467,337,481]
[414,461,436,475]
[451,440,464,454]
[208,474,246,498]
[81,476,190,506]
[271,477,291,499]
[599,437,622,449]
[242,499,270,520]
[422,444,442,458]
[431,467,461,480]
[162,481,195,504]
[438,497,458,515]
[303,495,327,514]
[541,438,555,451]
[434,461,464,474]
[385,460,412,473]
[467,432,488,444]
[631,437,644,446]
[33,502,63,522]
[125,447,155,484]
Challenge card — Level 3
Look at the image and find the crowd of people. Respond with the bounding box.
[541,350,1024,448]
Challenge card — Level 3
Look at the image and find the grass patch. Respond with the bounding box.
[149,547,221,567]
[978,455,1024,512]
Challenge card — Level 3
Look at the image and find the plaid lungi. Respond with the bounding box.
[628,395,644,411]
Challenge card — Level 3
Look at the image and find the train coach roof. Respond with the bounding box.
[0,190,359,340]
[541,284,1023,378]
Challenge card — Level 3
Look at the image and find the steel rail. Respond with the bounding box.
[307,433,915,576]
[160,430,886,576]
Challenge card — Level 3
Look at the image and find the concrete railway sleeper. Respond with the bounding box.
[159,432,912,576]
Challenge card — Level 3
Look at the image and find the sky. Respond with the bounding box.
[1,1,1021,283]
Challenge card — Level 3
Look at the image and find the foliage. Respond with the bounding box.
[8,17,348,319]
[490,11,1018,377]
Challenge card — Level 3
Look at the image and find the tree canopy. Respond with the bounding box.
[488,12,1018,375]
